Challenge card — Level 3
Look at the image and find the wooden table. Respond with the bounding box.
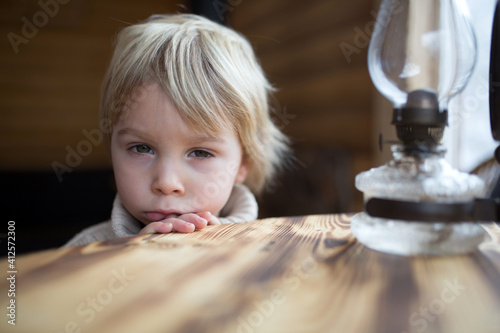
[2,214,500,333]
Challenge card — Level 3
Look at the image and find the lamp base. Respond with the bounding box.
[351,212,485,256]
[351,144,486,256]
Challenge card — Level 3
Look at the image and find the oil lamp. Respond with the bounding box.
[351,0,487,255]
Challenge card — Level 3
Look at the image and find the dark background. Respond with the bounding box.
[1,0,379,254]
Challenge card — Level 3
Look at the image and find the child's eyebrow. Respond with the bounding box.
[186,134,226,145]
[117,127,226,144]
[116,128,151,139]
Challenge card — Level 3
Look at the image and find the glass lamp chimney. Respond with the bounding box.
[368,0,477,146]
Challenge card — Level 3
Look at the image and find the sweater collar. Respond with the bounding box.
[110,195,143,238]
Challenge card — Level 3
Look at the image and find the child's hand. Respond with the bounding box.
[197,211,221,225]
[138,213,208,235]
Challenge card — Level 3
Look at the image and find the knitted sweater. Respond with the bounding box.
[63,184,258,247]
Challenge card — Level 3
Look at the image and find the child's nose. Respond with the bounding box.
[151,159,185,196]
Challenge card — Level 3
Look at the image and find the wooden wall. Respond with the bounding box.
[2,0,380,215]
[230,0,378,211]
[0,0,187,172]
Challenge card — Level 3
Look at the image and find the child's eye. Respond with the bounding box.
[189,149,213,159]
[130,144,154,154]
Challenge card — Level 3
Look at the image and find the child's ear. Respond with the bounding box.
[235,162,248,184]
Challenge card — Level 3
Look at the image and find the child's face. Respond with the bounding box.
[110,82,247,225]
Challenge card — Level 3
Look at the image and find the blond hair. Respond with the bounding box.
[100,14,289,194]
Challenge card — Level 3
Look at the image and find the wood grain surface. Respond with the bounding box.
[2,215,500,333]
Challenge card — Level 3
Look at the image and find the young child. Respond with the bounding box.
[64,14,289,247]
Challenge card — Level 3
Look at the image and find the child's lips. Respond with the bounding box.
[144,211,180,222]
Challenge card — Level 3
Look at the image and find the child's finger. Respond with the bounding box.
[171,218,196,233]
[176,213,208,230]
[138,221,173,235]
[209,216,221,225]
[197,211,216,223]
[197,212,221,225]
